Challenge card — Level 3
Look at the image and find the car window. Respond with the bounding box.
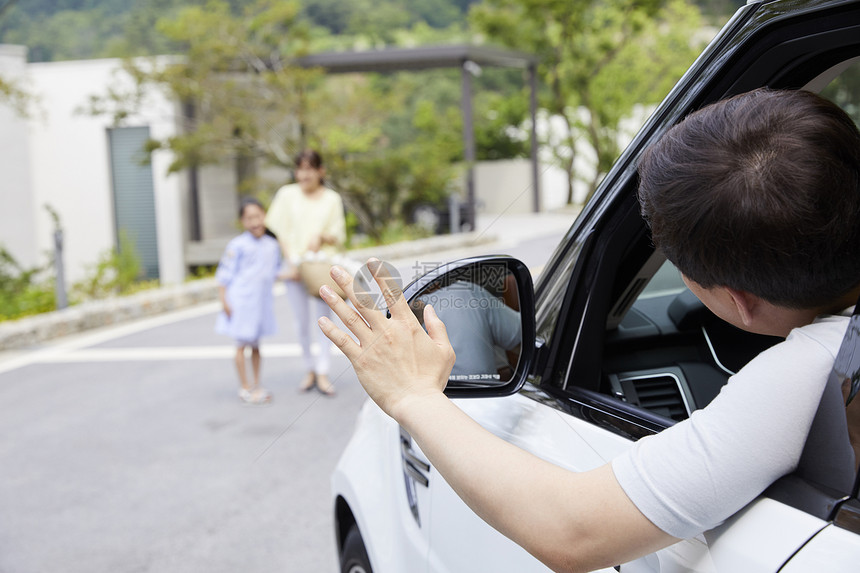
[637,259,685,300]
[817,57,860,128]
[578,55,860,427]
[541,1,860,422]
[534,230,592,346]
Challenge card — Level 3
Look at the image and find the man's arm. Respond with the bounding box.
[317,260,676,573]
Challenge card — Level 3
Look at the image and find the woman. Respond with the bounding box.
[266,149,346,396]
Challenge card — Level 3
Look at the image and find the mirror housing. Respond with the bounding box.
[402,256,535,399]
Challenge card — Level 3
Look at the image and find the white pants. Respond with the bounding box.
[285,279,333,375]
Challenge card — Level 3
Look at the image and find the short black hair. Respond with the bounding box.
[637,88,860,309]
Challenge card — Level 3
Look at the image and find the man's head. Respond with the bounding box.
[638,88,860,310]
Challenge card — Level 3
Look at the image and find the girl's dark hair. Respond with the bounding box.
[238,197,264,218]
[637,88,860,309]
[238,197,277,239]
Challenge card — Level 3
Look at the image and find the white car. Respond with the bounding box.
[332,0,860,571]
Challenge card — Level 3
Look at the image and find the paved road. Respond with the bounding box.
[0,214,574,573]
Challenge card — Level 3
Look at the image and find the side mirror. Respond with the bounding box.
[402,256,535,398]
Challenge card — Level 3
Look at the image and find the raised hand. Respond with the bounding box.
[316,259,456,419]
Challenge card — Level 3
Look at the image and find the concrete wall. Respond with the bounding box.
[0,54,189,284]
[0,45,38,268]
[184,164,290,267]
[27,59,119,285]
[474,104,657,214]
[199,164,240,241]
[474,158,570,215]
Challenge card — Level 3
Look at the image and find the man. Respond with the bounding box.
[317,89,860,572]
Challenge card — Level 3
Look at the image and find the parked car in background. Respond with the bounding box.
[333,1,860,571]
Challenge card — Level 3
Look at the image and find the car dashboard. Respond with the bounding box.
[601,287,782,422]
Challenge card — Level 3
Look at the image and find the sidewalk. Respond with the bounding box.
[0,209,578,352]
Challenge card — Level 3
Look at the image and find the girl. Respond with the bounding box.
[215,198,282,405]
[265,149,346,396]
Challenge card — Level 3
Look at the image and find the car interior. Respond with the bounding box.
[601,252,783,422]
[589,57,860,425]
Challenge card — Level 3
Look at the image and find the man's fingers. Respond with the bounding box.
[319,284,373,341]
[367,258,411,319]
[328,265,385,328]
[317,315,361,361]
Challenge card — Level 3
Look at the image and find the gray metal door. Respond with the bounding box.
[107,126,159,280]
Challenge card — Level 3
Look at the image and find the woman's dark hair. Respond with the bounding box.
[637,88,860,309]
[294,148,323,169]
[294,149,325,186]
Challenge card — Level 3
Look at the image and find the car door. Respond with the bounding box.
[418,391,626,573]
[419,1,860,571]
[780,499,860,571]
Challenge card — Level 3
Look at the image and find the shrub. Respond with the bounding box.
[71,230,152,299]
[0,248,56,321]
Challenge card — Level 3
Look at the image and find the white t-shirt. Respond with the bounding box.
[612,309,853,539]
[418,281,521,379]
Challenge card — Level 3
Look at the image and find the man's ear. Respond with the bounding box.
[725,287,759,327]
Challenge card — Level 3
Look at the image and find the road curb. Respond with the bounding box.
[0,280,221,351]
[0,231,497,351]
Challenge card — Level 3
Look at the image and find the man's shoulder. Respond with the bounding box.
[729,313,848,389]
[786,312,851,358]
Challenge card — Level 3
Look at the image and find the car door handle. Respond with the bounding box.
[401,430,430,487]
[403,454,430,487]
[400,428,431,526]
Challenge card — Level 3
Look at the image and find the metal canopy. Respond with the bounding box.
[299,44,536,73]
[298,44,541,226]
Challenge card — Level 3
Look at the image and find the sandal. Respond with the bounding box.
[298,372,316,393]
[316,375,336,397]
[239,387,272,405]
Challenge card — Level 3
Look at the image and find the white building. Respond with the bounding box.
[0,45,241,286]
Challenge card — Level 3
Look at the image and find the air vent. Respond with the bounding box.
[619,374,689,421]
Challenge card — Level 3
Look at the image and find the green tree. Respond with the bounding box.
[0,0,32,116]
[301,72,459,242]
[309,66,530,240]
[821,61,860,127]
[90,0,318,191]
[89,0,465,242]
[0,6,128,62]
[472,0,706,204]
